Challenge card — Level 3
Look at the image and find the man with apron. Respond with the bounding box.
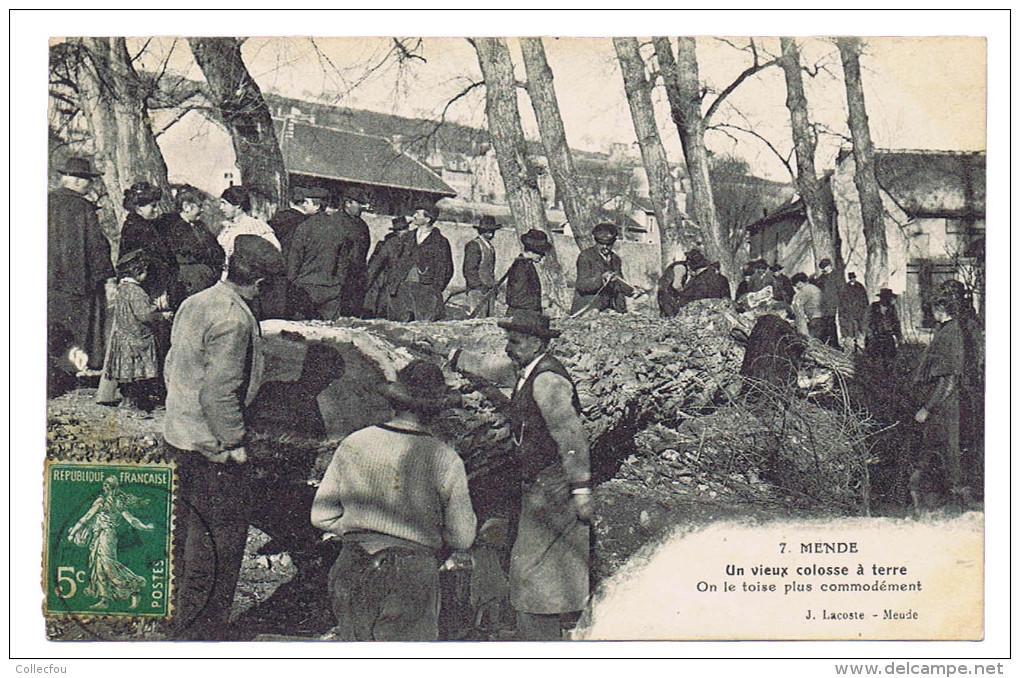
[499,310,592,640]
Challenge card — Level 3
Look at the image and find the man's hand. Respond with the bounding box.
[601,271,616,284]
[914,408,929,424]
[572,493,595,523]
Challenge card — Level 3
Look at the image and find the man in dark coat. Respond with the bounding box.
[570,223,632,314]
[463,215,500,317]
[393,203,454,321]
[838,271,869,350]
[363,216,412,319]
[865,288,902,361]
[48,157,114,370]
[269,186,325,256]
[506,229,552,314]
[673,248,730,308]
[286,199,352,321]
[335,188,372,317]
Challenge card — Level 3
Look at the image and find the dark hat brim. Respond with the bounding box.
[379,382,458,412]
[497,318,561,339]
[475,223,501,231]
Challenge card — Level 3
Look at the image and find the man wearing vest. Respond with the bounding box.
[463,215,501,317]
[499,310,592,640]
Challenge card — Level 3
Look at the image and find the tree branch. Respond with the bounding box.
[704,51,779,123]
[708,123,795,180]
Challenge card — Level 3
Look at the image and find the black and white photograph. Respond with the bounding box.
[11,7,1009,672]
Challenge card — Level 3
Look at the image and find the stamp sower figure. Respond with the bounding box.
[571,222,632,314]
[506,229,552,315]
[67,476,154,610]
[500,310,592,640]
[463,215,501,317]
[48,156,114,370]
[311,359,477,641]
[163,234,283,640]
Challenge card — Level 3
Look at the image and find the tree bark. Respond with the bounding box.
[612,37,686,269]
[188,37,288,214]
[472,37,570,312]
[654,37,735,287]
[519,37,597,252]
[837,38,888,293]
[74,38,173,235]
[780,37,835,267]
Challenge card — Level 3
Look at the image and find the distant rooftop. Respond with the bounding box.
[275,119,455,197]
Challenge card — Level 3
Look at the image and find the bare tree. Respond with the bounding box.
[70,38,173,229]
[612,37,686,268]
[653,37,733,284]
[780,37,835,267]
[188,37,288,212]
[519,37,597,251]
[837,37,888,292]
[472,37,570,309]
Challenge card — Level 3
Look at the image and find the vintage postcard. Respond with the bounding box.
[16,9,1005,667]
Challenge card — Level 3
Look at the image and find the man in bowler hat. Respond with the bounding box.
[506,229,553,315]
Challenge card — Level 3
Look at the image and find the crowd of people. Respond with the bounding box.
[47,156,983,641]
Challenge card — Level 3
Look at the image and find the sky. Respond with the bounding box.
[134,33,986,182]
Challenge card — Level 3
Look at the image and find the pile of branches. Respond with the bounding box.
[622,375,880,514]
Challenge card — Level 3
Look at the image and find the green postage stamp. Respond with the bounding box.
[43,461,175,618]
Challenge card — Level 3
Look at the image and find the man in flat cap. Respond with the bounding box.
[499,310,592,640]
[506,229,553,315]
[164,234,283,640]
[269,186,326,256]
[570,223,633,314]
[463,215,501,317]
[48,156,114,371]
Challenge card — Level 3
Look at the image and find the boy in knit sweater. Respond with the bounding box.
[311,360,476,640]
